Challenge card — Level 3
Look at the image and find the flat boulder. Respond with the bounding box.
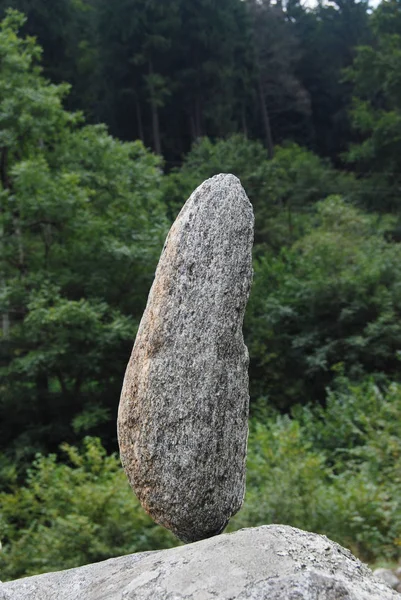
[1,525,399,600]
[118,174,254,542]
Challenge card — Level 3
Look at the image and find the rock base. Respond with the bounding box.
[1,525,400,599]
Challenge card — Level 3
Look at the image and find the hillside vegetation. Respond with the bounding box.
[1,2,401,579]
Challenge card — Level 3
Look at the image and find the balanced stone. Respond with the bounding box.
[117,173,254,542]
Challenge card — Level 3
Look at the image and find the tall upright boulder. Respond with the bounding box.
[118,174,254,542]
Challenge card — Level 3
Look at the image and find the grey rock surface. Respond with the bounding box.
[373,568,400,590]
[2,525,400,600]
[118,173,254,542]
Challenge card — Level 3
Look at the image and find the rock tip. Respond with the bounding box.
[207,172,241,186]
[201,173,253,211]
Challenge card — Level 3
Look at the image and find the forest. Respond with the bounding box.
[1,0,401,581]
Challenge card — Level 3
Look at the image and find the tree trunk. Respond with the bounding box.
[151,100,161,155]
[189,98,203,143]
[195,96,203,139]
[0,224,9,338]
[1,147,25,273]
[258,76,274,159]
[13,214,25,273]
[1,148,11,338]
[136,99,145,143]
[148,61,162,155]
[287,202,293,241]
[36,373,49,407]
[189,113,197,142]
[241,104,248,138]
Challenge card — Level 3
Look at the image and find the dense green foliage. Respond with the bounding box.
[0,0,372,162]
[248,196,401,408]
[1,377,400,580]
[0,11,167,466]
[0,437,178,580]
[1,0,401,582]
[232,377,401,562]
[345,0,401,211]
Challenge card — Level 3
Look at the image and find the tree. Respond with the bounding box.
[289,0,371,160]
[345,0,401,212]
[172,0,253,146]
[164,136,352,249]
[0,11,167,468]
[247,196,401,409]
[245,0,311,158]
[0,0,100,118]
[96,0,181,154]
[95,0,254,158]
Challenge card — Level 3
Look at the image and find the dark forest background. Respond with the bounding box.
[0,0,377,162]
[1,0,401,580]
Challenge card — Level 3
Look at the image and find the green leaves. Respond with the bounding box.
[13,287,134,381]
[247,197,401,409]
[164,136,352,249]
[1,6,401,578]
[0,438,178,580]
[345,7,401,211]
[0,11,75,159]
[230,378,401,562]
[0,12,167,466]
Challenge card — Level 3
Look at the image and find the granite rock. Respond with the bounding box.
[2,525,400,600]
[373,568,400,590]
[118,174,254,542]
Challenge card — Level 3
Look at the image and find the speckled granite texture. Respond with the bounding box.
[2,526,400,600]
[118,174,254,542]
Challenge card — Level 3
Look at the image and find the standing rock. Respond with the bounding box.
[118,173,254,542]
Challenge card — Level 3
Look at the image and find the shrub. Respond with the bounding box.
[0,437,178,581]
[231,378,401,562]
